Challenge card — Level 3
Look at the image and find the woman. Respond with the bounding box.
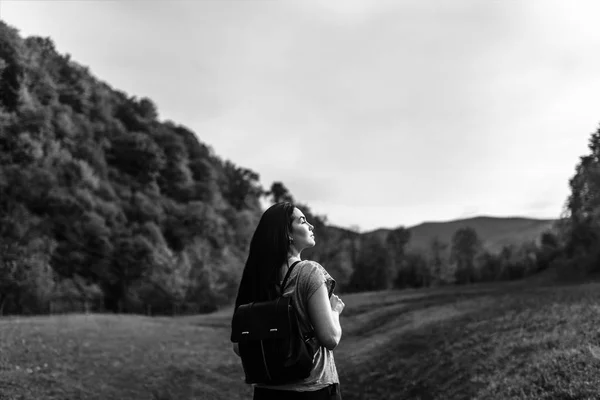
[232,202,345,400]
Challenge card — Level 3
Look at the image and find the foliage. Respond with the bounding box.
[450,227,482,284]
[556,123,600,278]
[394,249,430,288]
[347,234,391,292]
[0,21,265,314]
[428,236,450,284]
[266,181,294,204]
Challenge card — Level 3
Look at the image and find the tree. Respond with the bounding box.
[0,200,55,315]
[495,242,538,281]
[562,125,600,273]
[107,233,155,312]
[267,181,294,204]
[536,231,560,272]
[429,236,449,284]
[475,251,501,282]
[129,232,190,315]
[385,227,411,271]
[222,161,262,210]
[50,209,113,284]
[347,235,390,292]
[154,128,193,201]
[107,131,166,188]
[395,250,430,288]
[0,21,25,111]
[450,227,481,284]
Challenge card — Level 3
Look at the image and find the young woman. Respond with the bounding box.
[232,202,345,400]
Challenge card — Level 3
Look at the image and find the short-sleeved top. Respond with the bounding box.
[254,260,339,392]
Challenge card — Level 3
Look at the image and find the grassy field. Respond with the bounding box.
[3,278,600,400]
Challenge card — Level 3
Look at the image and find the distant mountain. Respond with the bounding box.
[362,216,557,254]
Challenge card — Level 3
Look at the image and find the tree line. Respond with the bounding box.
[345,225,561,292]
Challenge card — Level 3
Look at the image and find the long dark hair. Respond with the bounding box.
[234,202,296,310]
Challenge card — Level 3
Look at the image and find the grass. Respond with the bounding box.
[3,279,600,399]
[0,313,247,399]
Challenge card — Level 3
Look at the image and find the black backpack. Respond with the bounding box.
[231,261,316,384]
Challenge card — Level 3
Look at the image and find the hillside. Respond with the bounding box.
[407,216,556,253]
[3,279,600,399]
[0,21,265,315]
[362,216,556,254]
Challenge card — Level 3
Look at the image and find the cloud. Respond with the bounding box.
[4,0,600,229]
[291,0,399,24]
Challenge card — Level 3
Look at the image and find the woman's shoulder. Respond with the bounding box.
[296,260,336,297]
[291,260,322,282]
[296,259,325,276]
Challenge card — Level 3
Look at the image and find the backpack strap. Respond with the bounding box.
[281,260,315,340]
[280,260,301,294]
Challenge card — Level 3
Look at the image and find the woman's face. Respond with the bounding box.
[289,207,315,251]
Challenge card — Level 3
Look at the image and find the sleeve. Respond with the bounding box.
[298,260,336,301]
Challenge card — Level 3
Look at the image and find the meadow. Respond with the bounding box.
[2,277,600,400]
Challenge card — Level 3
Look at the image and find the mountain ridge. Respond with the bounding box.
[336,215,557,254]
[355,215,556,234]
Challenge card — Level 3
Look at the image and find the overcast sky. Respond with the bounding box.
[3,0,600,231]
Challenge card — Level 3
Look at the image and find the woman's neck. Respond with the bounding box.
[287,251,301,262]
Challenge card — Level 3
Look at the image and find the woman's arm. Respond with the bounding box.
[307,285,344,350]
[232,342,240,357]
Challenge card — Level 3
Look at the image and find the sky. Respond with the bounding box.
[2,0,600,231]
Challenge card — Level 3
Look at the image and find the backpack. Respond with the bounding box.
[231,260,316,385]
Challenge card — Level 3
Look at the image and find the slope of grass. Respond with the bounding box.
[3,279,600,399]
[337,282,600,400]
[0,313,251,400]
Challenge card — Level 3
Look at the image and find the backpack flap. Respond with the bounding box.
[231,296,293,343]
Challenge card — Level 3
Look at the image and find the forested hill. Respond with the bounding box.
[0,21,266,314]
[395,216,555,253]
[406,216,555,252]
[358,216,555,254]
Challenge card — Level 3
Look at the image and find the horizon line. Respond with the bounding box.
[329,213,560,234]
